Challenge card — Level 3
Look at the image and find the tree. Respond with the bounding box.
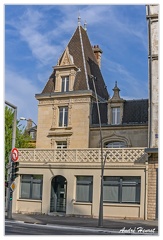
[5,106,32,179]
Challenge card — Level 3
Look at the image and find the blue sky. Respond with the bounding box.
[5,4,149,124]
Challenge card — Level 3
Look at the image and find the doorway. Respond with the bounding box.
[50,175,67,212]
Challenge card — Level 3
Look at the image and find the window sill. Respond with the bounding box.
[18,198,42,203]
[48,127,73,137]
[74,202,92,205]
[49,126,72,131]
[103,202,140,207]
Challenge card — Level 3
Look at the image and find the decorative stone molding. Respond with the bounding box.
[18,148,145,163]
[51,104,57,128]
[102,132,131,148]
[39,100,54,105]
[71,98,91,103]
[50,137,71,148]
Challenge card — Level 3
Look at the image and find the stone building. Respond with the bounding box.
[145,4,159,220]
[12,15,155,220]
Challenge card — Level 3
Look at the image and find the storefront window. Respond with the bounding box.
[76,176,93,203]
[20,175,43,200]
[103,176,141,204]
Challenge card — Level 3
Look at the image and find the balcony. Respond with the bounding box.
[18,148,146,164]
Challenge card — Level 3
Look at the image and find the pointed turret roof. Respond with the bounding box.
[42,25,109,100]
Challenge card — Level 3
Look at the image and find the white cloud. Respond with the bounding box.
[103,58,148,99]
[5,68,40,123]
[6,5,147,69]
[6,8,63,66]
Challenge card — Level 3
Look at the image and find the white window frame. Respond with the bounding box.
[112,107,120,124]
[56,141,67,149]
[61,76,69,92]
[30,131,35,139]
[59,106,68,127]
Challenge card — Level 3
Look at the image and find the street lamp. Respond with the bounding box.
[90,75,105,227]
[20,117,37,127]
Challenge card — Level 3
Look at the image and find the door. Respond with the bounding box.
[50,175,67,212]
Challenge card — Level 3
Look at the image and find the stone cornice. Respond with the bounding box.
[90,124,148,131]
[35,90,93,100]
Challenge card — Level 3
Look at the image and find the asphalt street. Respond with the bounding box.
[5,220,120,235]
[5,219,158,236]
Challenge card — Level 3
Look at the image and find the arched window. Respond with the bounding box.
[104,141,127,148]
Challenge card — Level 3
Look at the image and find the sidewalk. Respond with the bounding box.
[5,212,158,233]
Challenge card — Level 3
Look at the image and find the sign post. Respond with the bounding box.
[5,101,17,219]
[10,181,16,192]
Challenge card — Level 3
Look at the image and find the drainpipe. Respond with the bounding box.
[147,5,152,148]
[144,160,149,220]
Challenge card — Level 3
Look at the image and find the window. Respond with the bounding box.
[59,106,68,127]
[112,107,120,124]
[76,176,93,202]
[30,131,35,139]
[61,76,69,92]
[103,176,141,204]
[56,141,67,149]
[104,141,127,148]
[20,175,43,200]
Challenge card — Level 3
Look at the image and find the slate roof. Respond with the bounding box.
[42,71,55,93]
[41,25,109,100]
[39,24,148,126]
[122,99,148,124]
[92,99,148,125]
[92,102,108,124]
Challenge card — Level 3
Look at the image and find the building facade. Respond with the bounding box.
[12,12,158,220]
[145,4,159,220]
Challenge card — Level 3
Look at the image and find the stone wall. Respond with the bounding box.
[147,153,158,219]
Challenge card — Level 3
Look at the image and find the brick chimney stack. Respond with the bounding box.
[26,119,33,130]
[92,45,103,68]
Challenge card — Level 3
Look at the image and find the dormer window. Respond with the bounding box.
[108,82,125,125]
[61,76,69,92]
[112,107,120,125]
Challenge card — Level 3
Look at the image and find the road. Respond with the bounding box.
[5,220,158,235]
[5,220,115,235]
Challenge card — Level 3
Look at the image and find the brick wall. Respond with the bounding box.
[147,153,158,219]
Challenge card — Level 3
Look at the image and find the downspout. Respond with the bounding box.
[147,5,152,148]
[145,159,149,220]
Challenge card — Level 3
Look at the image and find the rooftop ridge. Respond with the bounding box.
[78,25,89,90]
[125,98,148,102]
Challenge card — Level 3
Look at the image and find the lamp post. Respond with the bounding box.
[20,117,37,126]
[5,100,17,219]
[90,75,104,227]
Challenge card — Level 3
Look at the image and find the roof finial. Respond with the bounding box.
[78,12,81,26]
[84,20,87,31]
[115,81,117,87]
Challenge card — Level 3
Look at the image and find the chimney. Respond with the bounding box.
[92,45,103,68]
[26,119,33,130]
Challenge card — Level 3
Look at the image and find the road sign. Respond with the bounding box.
[10,181,16,192]
[11,148,19,162]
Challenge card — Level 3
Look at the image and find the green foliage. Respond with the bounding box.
[5,106,33,179]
